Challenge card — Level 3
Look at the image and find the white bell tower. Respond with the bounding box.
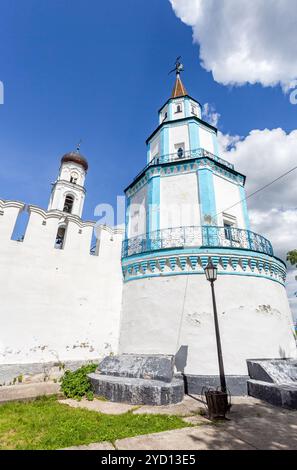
[48,145,88,218]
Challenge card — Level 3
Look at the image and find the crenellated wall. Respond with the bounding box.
[0,200,124,372]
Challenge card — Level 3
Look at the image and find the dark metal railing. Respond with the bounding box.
[121,225,274,258]
[133,148,234,182]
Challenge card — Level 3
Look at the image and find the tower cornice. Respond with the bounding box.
[158,94,202,114]
[124,152,246,195]
[52,179,87,194]
[146,115,217,145]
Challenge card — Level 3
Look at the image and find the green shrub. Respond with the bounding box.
[61,363,97,399]
[86,391,94,401]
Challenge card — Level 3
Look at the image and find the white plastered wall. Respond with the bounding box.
[129,185,147,237]
[120,274,296,376]
[199,126,215,154]
[0,201,123,365]
[213,175,245,228]
[160,173,201,229]
[168,124,190,154]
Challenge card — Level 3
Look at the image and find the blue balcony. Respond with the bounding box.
[122,225,274,258]
[132,148,234,182]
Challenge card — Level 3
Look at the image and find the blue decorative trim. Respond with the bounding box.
[197,168,217,225]
[188,121,200,151]
[160,126,169,156]
[239,185,251,231]
[122,251,286,286]
[146,176,160,238]
[150,176,160,233]
[124,270,285,286]
[122,247,284,265]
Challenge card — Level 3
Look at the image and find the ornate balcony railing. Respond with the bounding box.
[122,225,274,258]
[133,148,234,182]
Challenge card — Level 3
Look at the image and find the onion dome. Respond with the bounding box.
[61,151,88,171]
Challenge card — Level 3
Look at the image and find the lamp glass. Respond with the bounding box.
[204,260,218,282]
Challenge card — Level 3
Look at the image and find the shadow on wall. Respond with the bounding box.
[175,345,188,393]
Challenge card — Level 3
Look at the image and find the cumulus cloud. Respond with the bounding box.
[202,103,220,127]
[218,128,297,319]
[170,0,297,90]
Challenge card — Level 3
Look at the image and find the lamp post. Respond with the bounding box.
[204,259,227,394]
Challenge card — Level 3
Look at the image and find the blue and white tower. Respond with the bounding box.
[119,67,296,393]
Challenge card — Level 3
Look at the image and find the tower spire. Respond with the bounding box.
[169,57,187,98]
[75,139,82,154]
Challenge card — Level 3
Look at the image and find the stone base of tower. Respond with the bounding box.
[119,258,297,395]
[88,354,184,405]
[184,374,249,396]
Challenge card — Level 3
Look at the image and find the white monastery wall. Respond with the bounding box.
[0,200,123,366]
[120,274,296,376]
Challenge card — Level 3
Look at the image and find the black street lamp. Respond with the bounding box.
[204,259,227,394]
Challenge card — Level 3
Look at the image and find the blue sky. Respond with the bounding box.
[0,0,296,223]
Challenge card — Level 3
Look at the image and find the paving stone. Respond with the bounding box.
[63,441,115,450]
[115,426,254,450]
[0,382,61,403]
[60,396,297,450]
[224,416,297,450]
[182,415,210,425]
[59,398,136,415]
[133,394,204,416]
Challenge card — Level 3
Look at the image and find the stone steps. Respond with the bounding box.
[88,354,185,406]
[88,373,184,406]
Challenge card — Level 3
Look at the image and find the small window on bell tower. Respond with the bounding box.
[63,194,74,214]
[70,172,78,184]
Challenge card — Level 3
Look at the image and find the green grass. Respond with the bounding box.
[0,396,189,450]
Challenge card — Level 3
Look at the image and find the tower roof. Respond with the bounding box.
[171,74,187,98]
[61,151,88,171]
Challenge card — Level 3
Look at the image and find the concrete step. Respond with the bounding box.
[247,379,297,410]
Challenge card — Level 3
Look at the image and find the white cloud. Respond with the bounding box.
[218,128,297,319]
[170,0,297,90]
[202,103,220,127]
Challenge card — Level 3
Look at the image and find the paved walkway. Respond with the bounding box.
[61,395,297,450]
[0,382,61,403]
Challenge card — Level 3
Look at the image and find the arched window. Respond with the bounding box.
[70,172,78,184]
[176,104,182,113]
[63,194,74,214]
[55,225,66,249]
